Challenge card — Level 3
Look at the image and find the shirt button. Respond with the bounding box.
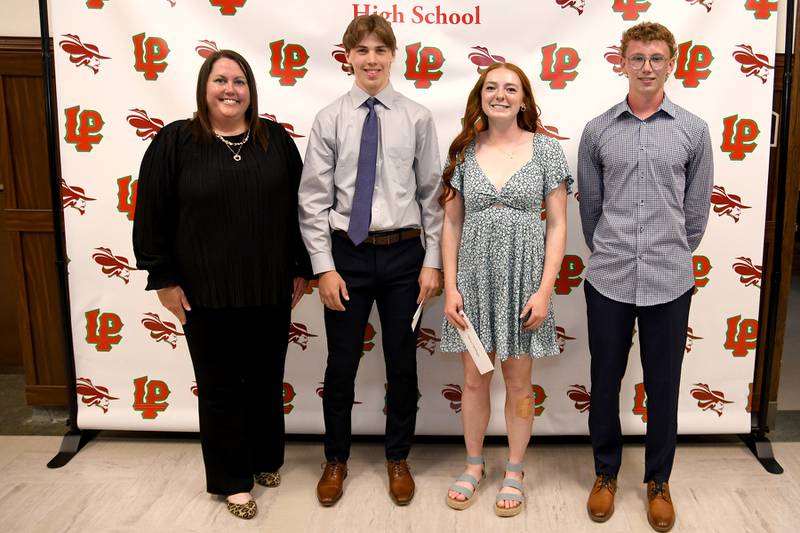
[639,227,644,233]
[639,200,645,205]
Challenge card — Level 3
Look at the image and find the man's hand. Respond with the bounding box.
[157,285,191,325]
[319,270,349,311]
[417,266,442,305]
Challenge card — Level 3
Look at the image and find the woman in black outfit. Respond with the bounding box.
[133,50,312,520]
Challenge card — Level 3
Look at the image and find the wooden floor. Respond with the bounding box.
[0,436,797,532]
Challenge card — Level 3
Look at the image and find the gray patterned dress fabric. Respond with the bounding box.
[440,133,573,361]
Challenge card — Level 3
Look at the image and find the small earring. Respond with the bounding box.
[520,104,526,111]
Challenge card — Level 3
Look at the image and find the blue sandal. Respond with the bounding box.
[446,455,485,510]
[495,461,525,517]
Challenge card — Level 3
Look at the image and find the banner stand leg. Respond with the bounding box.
[740,432,783,475]
[47,429,99,469]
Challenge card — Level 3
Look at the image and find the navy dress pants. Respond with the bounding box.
[585,281,692,483]
[322,233,424,462]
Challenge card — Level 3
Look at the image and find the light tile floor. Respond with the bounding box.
[0,435,797,532]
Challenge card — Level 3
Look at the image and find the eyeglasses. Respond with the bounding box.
[626,54,668,70]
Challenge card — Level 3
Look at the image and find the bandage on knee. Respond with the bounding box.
[516,396,534,418]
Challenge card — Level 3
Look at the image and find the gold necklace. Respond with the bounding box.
[494,145,515,159]
[214,129,250,162]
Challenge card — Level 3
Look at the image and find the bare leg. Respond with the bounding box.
[448,351,495,501]
[498,356,534,509]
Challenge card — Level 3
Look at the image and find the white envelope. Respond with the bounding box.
[456,311,494,374]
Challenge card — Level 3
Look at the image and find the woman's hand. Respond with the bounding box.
[157,285,191,325]
[291,277,308,309]
[444,288,467,331]
[520,289,550,331]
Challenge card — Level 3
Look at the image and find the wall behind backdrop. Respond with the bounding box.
[50,0,777,435]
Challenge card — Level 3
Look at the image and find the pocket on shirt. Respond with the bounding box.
[387,143,415,169]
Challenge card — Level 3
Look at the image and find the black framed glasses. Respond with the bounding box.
[626,54,668,70]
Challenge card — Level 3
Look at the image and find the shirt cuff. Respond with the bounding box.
[422,247,442,270]
[310,252,336,275]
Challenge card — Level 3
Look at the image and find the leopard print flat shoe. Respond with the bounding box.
[255,471,281,487]
[226,499,257,519]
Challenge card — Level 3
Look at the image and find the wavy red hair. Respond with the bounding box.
[439,63,541,205]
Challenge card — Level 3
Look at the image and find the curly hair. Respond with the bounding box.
[620,21,677,58]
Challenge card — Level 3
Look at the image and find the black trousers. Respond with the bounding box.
[182,304,290,495]
[585,281,692,483]
[323,233,424,462]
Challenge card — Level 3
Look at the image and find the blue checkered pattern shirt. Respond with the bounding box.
[577,95,714,306]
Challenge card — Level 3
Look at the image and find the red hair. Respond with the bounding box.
[439,63,541,205]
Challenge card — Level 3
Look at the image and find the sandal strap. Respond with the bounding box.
[496,492,524,503]
[501,478,524,492]
[505,461,524,472]
[449,484,475,498]
[457,473,479,486]
[466,455,484,465]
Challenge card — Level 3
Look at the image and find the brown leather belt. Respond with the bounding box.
[333,228,421,246]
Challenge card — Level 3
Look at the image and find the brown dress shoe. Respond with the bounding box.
[587,474,617,522]
[317,461,347,506]
[647,481,675,532]
[387,460,415,505]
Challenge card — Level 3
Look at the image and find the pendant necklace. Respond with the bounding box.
[214,129,250,162]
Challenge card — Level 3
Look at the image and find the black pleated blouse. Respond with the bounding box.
[132,118,312,309]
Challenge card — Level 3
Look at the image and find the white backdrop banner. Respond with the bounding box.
[51,0,778,435]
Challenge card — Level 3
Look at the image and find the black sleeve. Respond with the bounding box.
[132,121,182,290]
[283,127,314,280]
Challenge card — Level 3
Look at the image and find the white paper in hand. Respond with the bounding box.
[456,311,494,374]
[411,302,423,331]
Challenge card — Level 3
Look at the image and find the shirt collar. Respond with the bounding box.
[348,83,395,110]
[613,93,676,119]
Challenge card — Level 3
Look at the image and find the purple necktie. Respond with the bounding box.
[348,97,379,246]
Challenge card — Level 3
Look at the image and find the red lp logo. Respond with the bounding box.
[555,254,585,295]
[633,383,648,422]
[64,106,103,152]
[86,0,107,7]
[693,255,711,289]
[283,382,295,414]
[132,33,169,81]
[541,44,579,89]
[724,315,758,357]
[612,0,651,20]
[745,0,778,19]
[675,41,713,88]
[85,308,123,352]
[269,40,308,86]
[721,115,759,161]
[532,384,547,416]
[133,376,170,419]
[117,176,138,221]
[405,43,445,89]
[210,0,247,15]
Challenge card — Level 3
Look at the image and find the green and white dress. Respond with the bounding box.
[440,133,573,361]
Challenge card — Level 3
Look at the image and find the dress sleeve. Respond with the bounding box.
[542,136,574,197]
[132,122,180,290]
[282,127,314,279]
[445,157,464,193]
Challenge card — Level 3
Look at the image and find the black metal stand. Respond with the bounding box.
[46,430,99,469]
[744,0,796,475]
[39,0,89,469]
[740,433,783,474]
